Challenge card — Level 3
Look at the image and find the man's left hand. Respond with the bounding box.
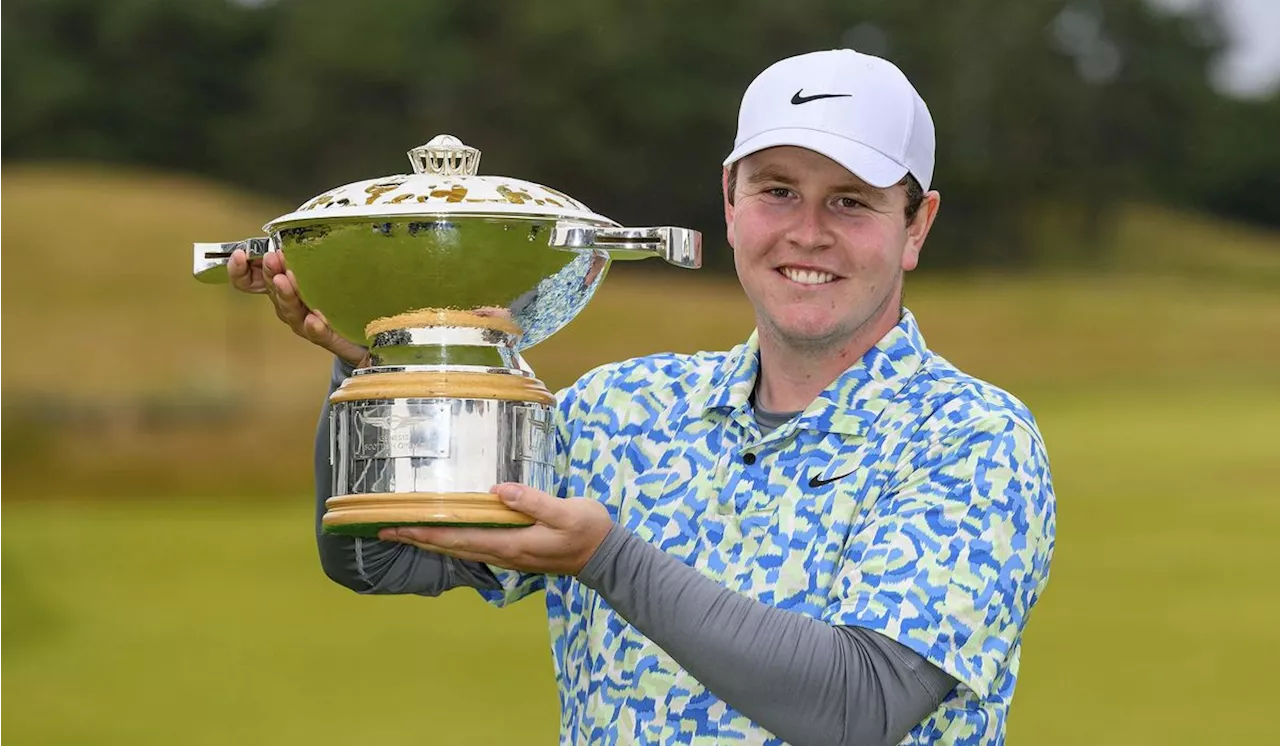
[378,484,615,576]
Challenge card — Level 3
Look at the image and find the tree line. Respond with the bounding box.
[4,0,1277,273]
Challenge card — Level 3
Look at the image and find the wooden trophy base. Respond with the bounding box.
[321,491,536,537]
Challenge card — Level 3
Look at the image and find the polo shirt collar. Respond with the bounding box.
[694,308,929,437]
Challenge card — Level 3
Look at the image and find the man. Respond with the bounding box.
[231,49,1055,745]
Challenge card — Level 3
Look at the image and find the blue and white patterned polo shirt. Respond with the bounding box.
[481,308,1057,745]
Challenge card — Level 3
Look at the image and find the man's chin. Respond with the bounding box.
[763,318,850,350]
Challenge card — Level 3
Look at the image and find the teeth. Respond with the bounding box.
[781,267,836,285]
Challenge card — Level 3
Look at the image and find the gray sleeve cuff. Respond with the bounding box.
[577,520,630,585]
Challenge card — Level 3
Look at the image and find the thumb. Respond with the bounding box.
[494,484,562,524]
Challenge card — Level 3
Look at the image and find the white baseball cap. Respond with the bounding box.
[723,49,935,191]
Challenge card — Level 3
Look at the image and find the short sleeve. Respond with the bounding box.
[475,365,608,608]
[824,414,1056,698]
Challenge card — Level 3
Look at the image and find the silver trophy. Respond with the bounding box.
[193,135,701,534]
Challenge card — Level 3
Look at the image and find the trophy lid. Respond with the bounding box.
[264,134,614,231]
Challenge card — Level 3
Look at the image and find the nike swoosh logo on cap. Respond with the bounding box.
[791,89,852,105]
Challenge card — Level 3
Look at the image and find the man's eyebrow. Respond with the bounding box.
[827,175,887,193]
[833,181,891,203]
[832,181,871,194]
[744,167,798,185]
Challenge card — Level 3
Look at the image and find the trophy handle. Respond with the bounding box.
[547,224,701,269]
[192,237,275,283]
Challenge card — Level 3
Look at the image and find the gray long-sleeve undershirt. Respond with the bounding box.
[315,359,956,745]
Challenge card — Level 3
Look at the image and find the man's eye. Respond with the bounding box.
[837,197,865,209]
[766,187,793,198]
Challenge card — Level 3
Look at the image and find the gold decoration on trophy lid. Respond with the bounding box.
[408,134,481,177]
[264,132,607,226]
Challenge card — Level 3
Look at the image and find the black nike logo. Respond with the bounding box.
[809,469,856,488]
[791,90,852,105]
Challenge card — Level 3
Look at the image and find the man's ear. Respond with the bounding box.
[902,190,940,272]
[722,166,736,250]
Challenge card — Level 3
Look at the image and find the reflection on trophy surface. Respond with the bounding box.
[192,134,702,534]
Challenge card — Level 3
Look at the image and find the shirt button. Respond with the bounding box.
[742,452,757,465]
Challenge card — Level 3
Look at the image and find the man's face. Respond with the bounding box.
[724,146,938,352]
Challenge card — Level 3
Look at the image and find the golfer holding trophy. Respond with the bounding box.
[195,49,1055,746]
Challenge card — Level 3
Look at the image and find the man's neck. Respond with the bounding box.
[753,308,901,413]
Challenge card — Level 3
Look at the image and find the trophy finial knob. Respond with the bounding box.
[408,134,481,176]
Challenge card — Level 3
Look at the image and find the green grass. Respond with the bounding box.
[1011,384,1280,744]
[2,501,561,745]
[4,164,1280,743]
[4,383,1278,744]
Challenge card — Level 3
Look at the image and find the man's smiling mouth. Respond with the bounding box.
[778,266,838,285]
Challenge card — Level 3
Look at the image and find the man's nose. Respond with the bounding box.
[786,199,835,251]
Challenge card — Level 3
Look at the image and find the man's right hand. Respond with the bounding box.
[228,248,368,367]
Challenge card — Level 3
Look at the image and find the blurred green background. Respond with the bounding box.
[3,1,1278,743]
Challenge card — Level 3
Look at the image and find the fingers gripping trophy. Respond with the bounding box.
[193,135,701,534]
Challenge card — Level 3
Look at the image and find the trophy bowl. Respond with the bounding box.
[193,135,701,535]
